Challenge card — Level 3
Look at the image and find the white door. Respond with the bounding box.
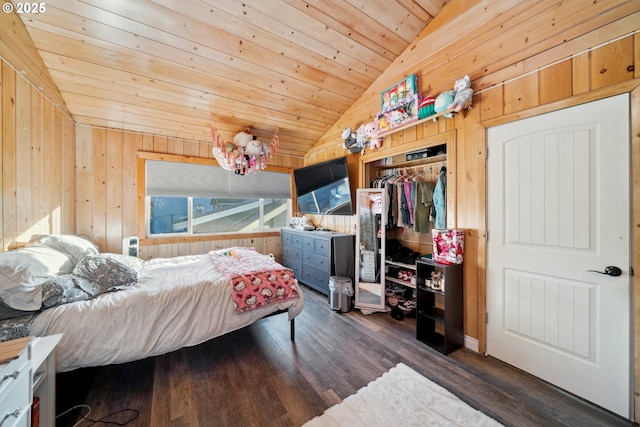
[487,94,630,418]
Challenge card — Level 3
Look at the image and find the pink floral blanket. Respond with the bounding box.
[209,248,299,313]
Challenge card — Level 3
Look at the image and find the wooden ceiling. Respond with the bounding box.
[14,0,445,157]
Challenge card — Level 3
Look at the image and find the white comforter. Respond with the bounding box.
[30,254,304,372]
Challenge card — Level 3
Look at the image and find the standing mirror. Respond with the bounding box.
[354,188,387,312]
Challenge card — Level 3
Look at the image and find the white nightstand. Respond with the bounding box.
[0,337,32,427]
[0,335,62,427]
[30,334,62,427]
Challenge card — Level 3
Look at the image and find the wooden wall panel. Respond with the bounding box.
[15,78,33,240]
[121,132,142,239]
[504,72,539,114]
[0,59,75,250]
[0,11,69,116]
[591,37,635,90]
[105,130,124,253]
[1,62,17,249]
[75,126,93,239]
[539,60,573,105]
[91,128,107,251]
[572,52,591,94]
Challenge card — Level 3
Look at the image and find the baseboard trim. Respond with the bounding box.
[464,335,479,352]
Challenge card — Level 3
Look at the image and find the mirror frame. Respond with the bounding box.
[354,188,387,312]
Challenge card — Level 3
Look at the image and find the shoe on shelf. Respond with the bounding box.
[398,298,417,312]
[386,283,406,295]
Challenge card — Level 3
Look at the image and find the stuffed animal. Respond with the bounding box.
[354,124,369,154]
[434,90,455,117]
[369,136,383,150]
[233,129,253,148]
[448,75,473,112]
[362,120,383,150]
[370,193,382,214]
[343,124,367,155]
[244,137,263,157]
[418,96,436,119]
[342,127,359,153]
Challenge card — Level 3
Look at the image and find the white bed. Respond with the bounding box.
[0,236,303,372]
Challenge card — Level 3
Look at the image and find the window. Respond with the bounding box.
[145,160,291,236]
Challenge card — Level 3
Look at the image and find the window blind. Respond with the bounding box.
[146,160,291,199]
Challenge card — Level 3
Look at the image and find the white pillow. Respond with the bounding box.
[0,244,74,310]
[29,234,98,265]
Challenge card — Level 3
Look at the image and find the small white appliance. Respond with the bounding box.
[122,236,139,257]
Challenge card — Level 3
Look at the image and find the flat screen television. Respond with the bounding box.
[293,157,354,215]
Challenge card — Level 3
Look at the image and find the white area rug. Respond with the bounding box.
[303,363,503,426]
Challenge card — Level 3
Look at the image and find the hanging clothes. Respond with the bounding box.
[414,181,435,232]
[430,166,447,229]
[370,164,444,233]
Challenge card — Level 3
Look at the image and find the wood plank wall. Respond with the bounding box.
[0,16,76,251]
[305,4,640,358]
[75,126,304,259]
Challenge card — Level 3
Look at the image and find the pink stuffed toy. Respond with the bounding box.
[363,120,383,151]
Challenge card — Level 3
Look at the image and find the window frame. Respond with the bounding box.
[137,152,295,243]
[145,196,292,237]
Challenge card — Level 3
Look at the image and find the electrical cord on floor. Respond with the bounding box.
[56,405,140,426]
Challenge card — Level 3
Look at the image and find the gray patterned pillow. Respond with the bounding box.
[0,314,37,342]
[102,253,144,273]
[72,255,138,297]
[40,275,91,309]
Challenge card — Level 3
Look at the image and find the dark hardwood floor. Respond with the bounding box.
[56,285,635,427]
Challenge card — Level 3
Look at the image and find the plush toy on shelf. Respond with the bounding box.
[363,120,383,150]
[342,127,361,154]
[433,75,474,118]
[434,90,455,118]
[448,75,473,112]
[418,96,436,119]
[354,124,369,154]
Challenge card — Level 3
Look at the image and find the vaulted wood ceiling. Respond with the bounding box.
[14,0,445,157]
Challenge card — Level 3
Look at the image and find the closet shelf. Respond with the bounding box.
[386,276,416,289]
[376,108,456,139]
[385,259,416,270]
[376,154,446,170]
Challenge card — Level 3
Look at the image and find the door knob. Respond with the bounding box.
[587,266,622,277]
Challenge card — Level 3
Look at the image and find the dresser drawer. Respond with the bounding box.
[302,236,331,257]
[282,231,303,248]
[0,348,30,427]
[0,347,30,400]
[301,264,331,294]
[282,256,302,280]
[0,378,30,427]
[302,236,316,252]
[282,245,302,261]
[312,238,331,257]
[303,251,330,270]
